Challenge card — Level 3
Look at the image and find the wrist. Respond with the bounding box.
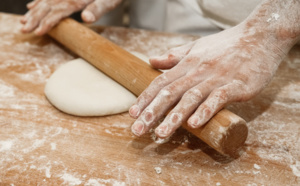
[240,0,300,55]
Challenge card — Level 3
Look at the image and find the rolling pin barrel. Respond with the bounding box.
[48,18,248,156]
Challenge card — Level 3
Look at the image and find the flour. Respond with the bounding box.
[45,166,51,178]
[253,164,261,170]
[267,13,280,23]
[85,178,126,186]
[0,81,16,98]
[100,27,197,58]
[60,173,82,186]
[50,143,57,150]
[0,140,13,152]
[290,161,300,177]
[105,129,113,134]
[151,131,170,144]
[22,139,46,153]
[154,167,162,174]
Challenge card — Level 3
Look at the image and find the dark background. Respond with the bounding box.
[0,0,82,20]
[0,0,32,14]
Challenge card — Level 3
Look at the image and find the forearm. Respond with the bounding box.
[241,0,300,54]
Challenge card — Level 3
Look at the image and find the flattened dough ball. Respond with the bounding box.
[45,58,137,116]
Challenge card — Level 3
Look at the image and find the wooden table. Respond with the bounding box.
[0,13,299,186]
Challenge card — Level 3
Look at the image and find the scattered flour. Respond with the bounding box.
[290,161,300,177]
[85,178,125,186]
[154,167,162,174]
[150,131,170,144]
[45,166,51,178]
[0,81,15,98]
[105,129,113,135]
[0,140,13,151]
[267,13,280,22]
[60,173,82,186]
[50,143,57,150]
[253,164,261,170]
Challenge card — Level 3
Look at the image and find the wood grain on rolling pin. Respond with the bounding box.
[48,18,248,156]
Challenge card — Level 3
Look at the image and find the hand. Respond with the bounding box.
[20,0,122,35]
[129,23,288,139]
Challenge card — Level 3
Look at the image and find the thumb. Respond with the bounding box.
[149,41,195,70]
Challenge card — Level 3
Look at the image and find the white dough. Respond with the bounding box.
[45,56,146,116]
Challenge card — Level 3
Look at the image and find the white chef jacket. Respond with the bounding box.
[96,0,261,36]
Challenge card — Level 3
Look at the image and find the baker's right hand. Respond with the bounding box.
[20,0,122,35]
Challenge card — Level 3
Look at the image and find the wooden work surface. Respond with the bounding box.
[0,13,299,186]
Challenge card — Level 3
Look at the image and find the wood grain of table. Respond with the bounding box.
[0,13,299,186]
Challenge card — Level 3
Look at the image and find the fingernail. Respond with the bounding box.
[170,113,181,124]
[188,116,201,128]
[144,111,153,123]
[129,105,140,118]
[82,11,96,22]
[131,122,144,136]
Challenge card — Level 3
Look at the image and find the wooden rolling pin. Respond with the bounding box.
[48,18,248,156]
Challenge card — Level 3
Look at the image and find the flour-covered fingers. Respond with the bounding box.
[155,79,218,138]
[188,82,246,128]
[131,74,202,136]
[130,90,175,136]
[129,62,189,119]
[21,3,50,33]
[21,0,97,35]
[149,41,195,70]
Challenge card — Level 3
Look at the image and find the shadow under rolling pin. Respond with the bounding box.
[48,18,248,157]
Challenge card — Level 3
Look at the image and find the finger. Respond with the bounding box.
[188,81,245,128]
[129,60,192,119]
[21,3,50,33]
[27,0,41,9]
[131,71,205,136]
[149,41,195,70]
[155,78,219,138]
[21,2,38,24]
[20,15,27,24]
[82,0,122,23]
[33,10,66,35]
[82,2,102,23]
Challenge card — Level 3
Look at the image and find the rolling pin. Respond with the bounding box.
[48,18,248,156]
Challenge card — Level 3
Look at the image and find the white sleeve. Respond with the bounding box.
[197,0,261,29]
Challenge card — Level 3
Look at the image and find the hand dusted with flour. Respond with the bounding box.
[20,0,122,35]
[130,0,300,138]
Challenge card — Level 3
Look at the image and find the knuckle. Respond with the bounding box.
[157,88,172,101]
[235,72,250,84]
[152,74,168,87]
[214,88,229,103]
[232,80,254,101]
[167,53,176,61]
[183,88,203,101]
[73,1,89,9]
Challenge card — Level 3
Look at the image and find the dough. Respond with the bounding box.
[45,53,149,116]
